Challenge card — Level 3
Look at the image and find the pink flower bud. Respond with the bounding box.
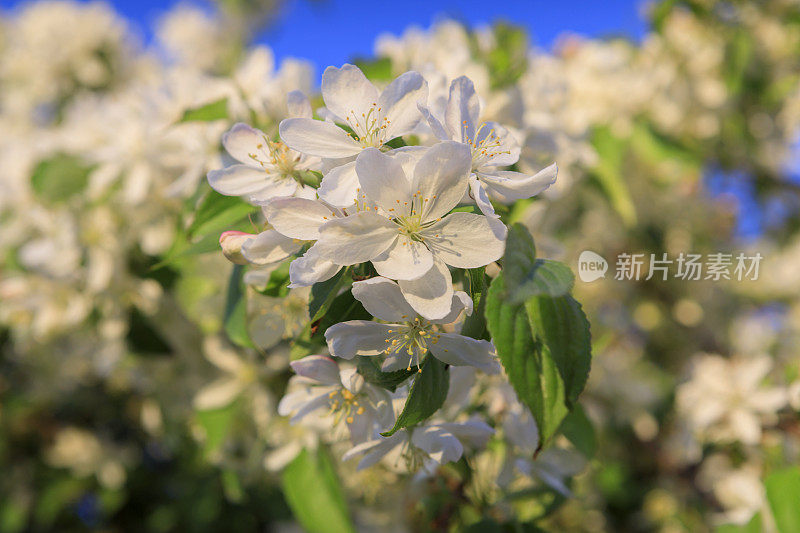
[219,231,254,265]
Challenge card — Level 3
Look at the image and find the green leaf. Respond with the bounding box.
[224,264,255,348]
[316,288,371,338]
[591,126,637,227]
[309,268,349,322]
[189,189,257,239]
[381,356,448,437]
[179,97,229,122]
[765,467,800,533]
[461,267,490,341]
[196,400,239,459]
[282,448,355,533]
[485,274,591,449]
[559,404,597,458]
[257,260,291,297]
[30,154,92,203]
[357,357,415,392]
[503,224,574,303]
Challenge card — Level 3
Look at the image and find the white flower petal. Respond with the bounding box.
[343,432,404,470]
[290,355,341,385]
[203,336,244,373]
[425,212,506,268]
[288,245,341,287]
[429,333,498,373]
[412,141,472,221]
[480,164,557,201]
[287,90,312,119]
[398,259,454,320]
[241,230,302,265]
[289,391,332,424]
[317,160,360,207]
[325,321,394,358]
[469,175,498,218]
[438,418,494,447]
[356,148,412,215]
[194,378,244,410]
[351,277,417,322]
[378,71,428,139]
[372,236,434,281]
[222,122,267,164]
[207,164,271,197]
[321,64,380,123]
[411,426,464,464]
[417,102,450,140]
[315,212,397,265]
[279,118,362,158]
[445,76,481,142]
[475,122,520,167]
[430,291,474,325]
[263,197,333,240]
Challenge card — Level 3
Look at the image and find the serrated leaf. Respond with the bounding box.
[485,274,591,449]
[356,357,415,392]
[381,356,448,436]
[765,467,800,533]
[282,448,355,533]
[309,268,349,322]
[224,264,255,348]
[179,97,229,122]
[503,224,574,303]
[30,154,92,203]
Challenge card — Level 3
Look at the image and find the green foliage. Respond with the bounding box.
[765,467,800,533]
[486,226,591,449]
[559,405,597,458]
[357,356,415,392]
[224,264,255,348]
[282,448,356,533]
[308,268,349,322]
[30,154,92,203]
[196,400,240,459]
[353,57,393,81]
[590,126,637,226]
[179,98,229,122]
[256,260,291,297]
[381,356,449,436]
[716,513,762,533]
[479,22,529,89]
[503,224,574,304]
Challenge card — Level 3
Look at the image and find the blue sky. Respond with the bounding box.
[0,0,647,71]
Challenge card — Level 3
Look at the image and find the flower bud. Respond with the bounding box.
[219,231,254,265]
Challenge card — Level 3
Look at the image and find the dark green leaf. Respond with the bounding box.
[357,357,415,392]
[282,448,355,533]
[461,267,490,340]
[485,274,591,449]
[179,97,229,122]
[316,288,371,337]
[224,264,255,348]
[30,154,92,203]
[309,268,349,322]
[381,356,448,436]
[765,467,800,533]
[559,404,597,458]
[503,224,574,303]
[258,260,291,297]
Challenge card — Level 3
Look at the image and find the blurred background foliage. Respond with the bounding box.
[1,0,800,531]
